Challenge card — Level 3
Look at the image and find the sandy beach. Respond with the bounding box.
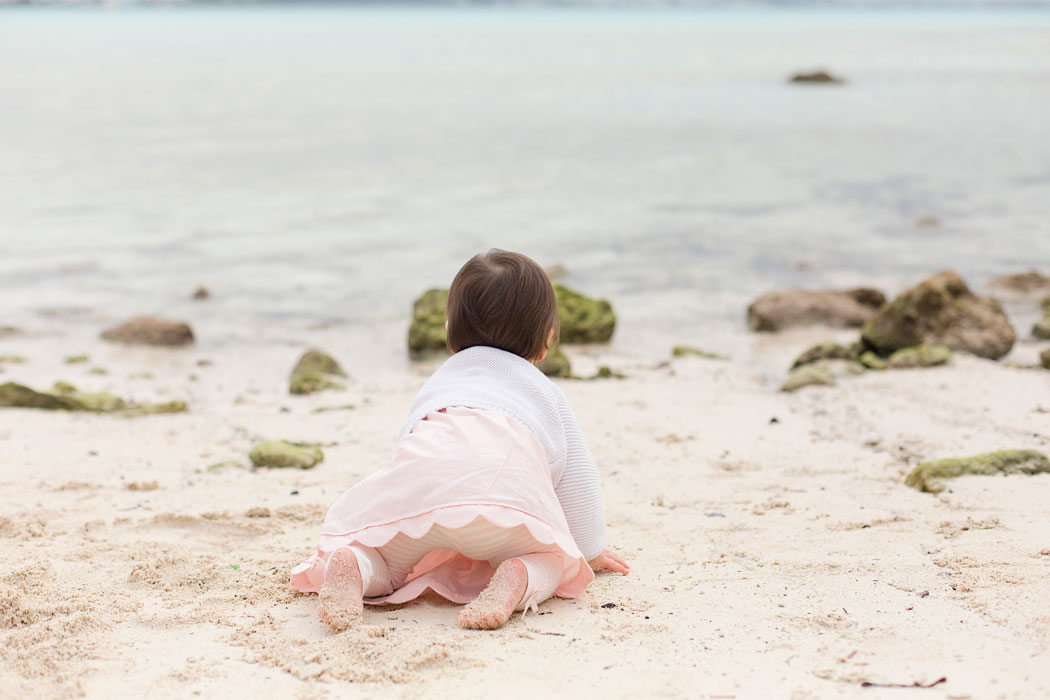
[2,320,1049,700]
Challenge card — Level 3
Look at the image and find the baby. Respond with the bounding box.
[290,249,628,630]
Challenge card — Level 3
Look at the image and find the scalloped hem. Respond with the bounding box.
[290,506,592,605]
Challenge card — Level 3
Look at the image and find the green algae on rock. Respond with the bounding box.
[408,282,616,356]
[885,344,951,369]
[673,346,728,360]
[64,354,89,364]
[791,342,862,369]
[553,283,616,343]
[248,440,323,469]
[0,381,187,416]
[861,271,1015,360]
[535,344,571,378]
[859,351,888,370]
[1033,312,1050,341]
[289,349,347,395]
[408,288,450,355]
[906,449,1050,493]
[590,365,626,380]
[780,365,836,392]
[1041,348,1050,370]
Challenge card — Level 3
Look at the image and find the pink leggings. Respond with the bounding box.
[329,520,564,612]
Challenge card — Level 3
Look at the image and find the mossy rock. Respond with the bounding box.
[885,344,951,369]
[780,366,836,392]
[1042,294,1050,311]
[1033,313,1050,341]
[407,282,616,356]
[248,440,323,469]
[408,288,450,355]
[535,344,571,378]
[553,282,616,344]
[791,342,862,369]
[589,365,626,380]
[289,349,347,395]
[64,354,89,364]
[673,345,727,360]
[859,351,887,370]
[0,381,185,416]
[905,449,1050,493]
[1041,348,1050,370]
[861,271,1015,360]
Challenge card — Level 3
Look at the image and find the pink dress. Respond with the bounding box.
[290,407,594,605]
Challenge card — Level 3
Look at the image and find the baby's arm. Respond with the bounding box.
[554,389,627,574]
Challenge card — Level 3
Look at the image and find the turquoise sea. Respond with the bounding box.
[1,6,1048,362]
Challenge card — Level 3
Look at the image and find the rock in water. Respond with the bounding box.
[861,271,1015,360]
[906,449,1050,493]
[790,342,862,369]
[289,349,347,395]
[249,440,323,469]
[748,289,885,332]
[789,70,845,84]
[536,345,571,378]
[988,270,1050,298]
[101,316,195,347]
[554,283,616,343]
[0,381,186,416]
[408,288,449,355]
[192,286,211,300]
[780,365,837,392]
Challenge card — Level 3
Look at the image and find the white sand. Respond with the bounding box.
[2,329,1049,699]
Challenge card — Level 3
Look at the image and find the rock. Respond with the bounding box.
[790,342,862,369]
[673,345,727,360]
[65,354,89,364]
[408,282,616,355]
[0,326,20,339]
[859,351,888,370]
[407,288,449,355]
[1033,312,1050,340]
[289,349,347,395]
[988,270,1050,298]
[1042,349,1050,370]
[861,271,1015,360]
[536,345,571,378]
[905,449,1050,493]
[248,440,323,469]
[789,70,845,85]
[554,283,616,344]
[885,344,951,369]
[101,316,194,347]
[0,381,186,416]
[590,365,626,380]
[0,355,27,364]
[915,216,940,228]
[192,286,211,300]
[780,365,836,392]
[1042,295,1050,311]
[545,263,569,280]
[748,288,886,332]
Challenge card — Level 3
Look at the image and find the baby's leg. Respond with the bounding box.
[458,553,561,630]
[318,546,391,631]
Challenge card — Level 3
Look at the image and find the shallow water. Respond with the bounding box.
[1,6,1048,364]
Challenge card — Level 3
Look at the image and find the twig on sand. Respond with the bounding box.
[861,677,947,689]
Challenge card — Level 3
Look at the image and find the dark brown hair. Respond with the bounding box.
[446,249,560,360]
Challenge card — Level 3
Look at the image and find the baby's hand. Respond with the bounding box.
[588,548,629,575]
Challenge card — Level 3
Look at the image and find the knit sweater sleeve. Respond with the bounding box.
[552,387,606,561]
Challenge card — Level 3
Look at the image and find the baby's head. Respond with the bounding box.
[446,249,559,362]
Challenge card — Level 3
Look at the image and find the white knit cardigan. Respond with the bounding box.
[399,346,606,560]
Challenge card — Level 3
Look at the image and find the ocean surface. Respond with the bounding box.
[1,6,1049,366]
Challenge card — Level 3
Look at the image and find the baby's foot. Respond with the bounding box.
[318,548,363,632]
[458,558,528,630]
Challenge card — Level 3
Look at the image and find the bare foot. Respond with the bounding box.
[318,548,363,632]
[458,558,528,630]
